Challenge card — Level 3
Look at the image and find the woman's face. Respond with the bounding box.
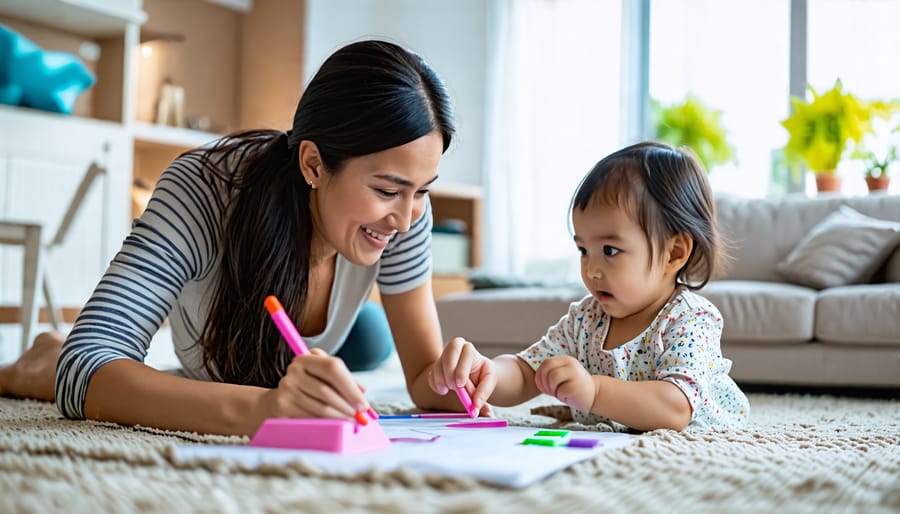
[309,131,443,266]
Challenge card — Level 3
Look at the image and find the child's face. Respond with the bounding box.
[572,198,674,320]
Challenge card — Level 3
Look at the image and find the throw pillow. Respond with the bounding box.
[776,205,900,289]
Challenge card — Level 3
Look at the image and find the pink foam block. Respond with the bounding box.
[248,418,391,455]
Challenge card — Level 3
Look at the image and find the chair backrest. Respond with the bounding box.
[48,161,107,249]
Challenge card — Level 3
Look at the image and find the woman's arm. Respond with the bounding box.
[380,280,461,411]
[382,281,541,411]
[84,347,372,436]
[84,360,269,436]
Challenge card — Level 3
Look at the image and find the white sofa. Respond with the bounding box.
[436,194,900,389]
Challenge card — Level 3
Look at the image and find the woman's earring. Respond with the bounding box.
[309,181,316,189]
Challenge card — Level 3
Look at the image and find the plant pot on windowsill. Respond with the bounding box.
[857,145,896,194]
[865,174,890,192]
[814,172,842,193]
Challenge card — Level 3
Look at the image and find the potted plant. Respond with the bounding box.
[855,143,897,193]
[653,94,735,173]
[781,79,883,193]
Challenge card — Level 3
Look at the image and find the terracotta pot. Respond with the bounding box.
[865,175,890,192]
[815,174,842,193]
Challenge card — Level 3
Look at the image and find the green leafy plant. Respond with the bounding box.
[852,121,900,179]
[781,79,892,175]
[652,94,735,172]
[855,145,897,179]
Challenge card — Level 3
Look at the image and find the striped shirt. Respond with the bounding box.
[55,151,432,419]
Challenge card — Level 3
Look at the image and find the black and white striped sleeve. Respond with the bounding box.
[55,152,224,419]
[376,198,433,295]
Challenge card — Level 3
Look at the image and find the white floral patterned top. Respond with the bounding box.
[518,289,749,431]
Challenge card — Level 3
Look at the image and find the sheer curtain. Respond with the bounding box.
[482,0,623,281]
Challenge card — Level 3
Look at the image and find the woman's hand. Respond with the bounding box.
[534,355,596,412]
[259,349,371,421]
[428,337,495,416]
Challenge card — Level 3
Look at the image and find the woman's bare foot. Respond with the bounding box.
[0,331,64,402]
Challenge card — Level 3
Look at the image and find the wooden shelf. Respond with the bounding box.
[430,184,483,269]
[0,0,145,37]
[132,122,223,151]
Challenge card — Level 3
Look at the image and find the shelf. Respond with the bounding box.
[0,103,121,131]
[132,121,223,151]
[0,0,146,37]
[205,0,253,13]
[430,181,483,200]
[429,184,483,269]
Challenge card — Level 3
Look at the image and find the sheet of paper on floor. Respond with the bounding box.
[174,418,635,488]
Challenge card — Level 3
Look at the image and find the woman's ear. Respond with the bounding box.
[298,140,322,186]
[665,233,694,274]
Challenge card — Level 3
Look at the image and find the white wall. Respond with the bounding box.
[304,0,487,187]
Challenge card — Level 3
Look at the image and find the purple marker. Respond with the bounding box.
[567,438,601,449]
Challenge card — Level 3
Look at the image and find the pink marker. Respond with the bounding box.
[265,295,371,425]
[446,420,507,428]
[455,386,478,418]
[264,295,310,356]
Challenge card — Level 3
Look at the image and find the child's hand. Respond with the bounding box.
[534,356,596,412]
[429,337,496,415]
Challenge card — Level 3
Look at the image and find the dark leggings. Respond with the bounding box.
[335,301,395,371]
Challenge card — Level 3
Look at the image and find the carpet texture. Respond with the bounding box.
[0,393,898,513]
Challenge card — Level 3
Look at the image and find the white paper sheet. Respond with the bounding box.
[174,418,635,488]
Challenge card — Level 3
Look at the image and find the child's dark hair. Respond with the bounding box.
[570,141,725,289]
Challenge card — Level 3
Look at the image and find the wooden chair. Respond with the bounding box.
[0,161,107,353]
[0,221,43,352]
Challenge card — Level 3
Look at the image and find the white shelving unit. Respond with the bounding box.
[0,0,140,326]
[0,0,146,36]
[0,0,308,331]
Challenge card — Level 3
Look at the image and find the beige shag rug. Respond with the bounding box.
[1,392,898,513]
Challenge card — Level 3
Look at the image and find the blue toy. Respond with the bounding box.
[0,24,95,114]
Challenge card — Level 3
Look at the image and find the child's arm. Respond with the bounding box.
[590,376,692,431]
[485,354,541,406]
[535,356,692,431]
[429,338,540,412]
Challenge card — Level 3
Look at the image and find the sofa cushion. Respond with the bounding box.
[815,284,900,345]
[775,206,900,289]
[436,286,587,347]
[885,245,900,283]
[714,194,900,282]
[700,280,816,344]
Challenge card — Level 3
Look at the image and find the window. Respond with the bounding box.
[649,0,791,198]
[807,0,900,196]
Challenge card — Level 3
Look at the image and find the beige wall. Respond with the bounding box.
[239,0,305,131]
[137,0,305,134]
[137,0,241,133]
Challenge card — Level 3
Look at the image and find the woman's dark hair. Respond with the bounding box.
[569,141,725,289]
[194,40,456,386]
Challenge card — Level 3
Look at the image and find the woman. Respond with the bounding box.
[0,39,478,435]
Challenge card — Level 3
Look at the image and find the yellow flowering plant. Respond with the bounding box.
[781,79,891,175]
[653,94,735,172]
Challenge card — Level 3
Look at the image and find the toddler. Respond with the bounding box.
[430,141,749,431]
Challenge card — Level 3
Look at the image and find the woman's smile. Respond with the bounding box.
[361,225,393,249]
